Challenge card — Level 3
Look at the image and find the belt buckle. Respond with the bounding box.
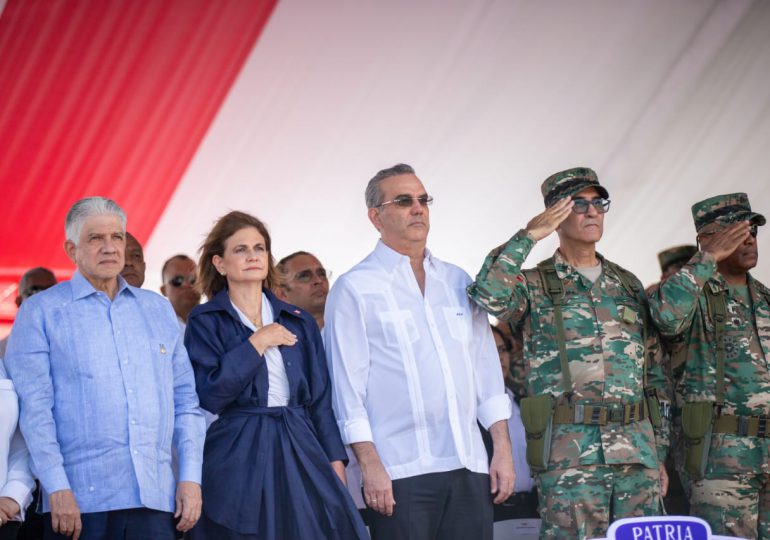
[608,406,622,424]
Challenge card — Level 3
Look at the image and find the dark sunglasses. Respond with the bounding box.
[169,275,196,287]
[750,224,758,238]
[572,197,611,214]
[293,269,331,283]
[379,195,434,209]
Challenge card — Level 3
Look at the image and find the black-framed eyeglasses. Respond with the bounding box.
[21,285,48,298]
[293,269,331,283]
[379,195,433,209]
[169,275,196,287]
[572,197,610,214]
[750,224,758,238]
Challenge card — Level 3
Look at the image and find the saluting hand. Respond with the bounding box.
[249,323,298,355]
[524,198,574,241]
[699,221,751,261]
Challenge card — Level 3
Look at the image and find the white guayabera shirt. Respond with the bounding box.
[324,240,511,480]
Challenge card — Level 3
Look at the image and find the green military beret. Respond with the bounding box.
[541,167,609,207]
[657,245,697,273]
[691,192,766,232]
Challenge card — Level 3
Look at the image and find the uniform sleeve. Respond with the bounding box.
[169,330,206,484]
[647,251,717,337]
[471,303,512,428]
[323,279,374,445]
[184,315,264,415]
[466,229,535,323]
[5,301,70,495]
[305,321,347,462]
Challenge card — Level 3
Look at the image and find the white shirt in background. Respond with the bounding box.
[0,359,35,521]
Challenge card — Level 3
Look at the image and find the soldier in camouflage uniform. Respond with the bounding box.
[648,193,769,538]
[467,167,670,539]
[646,245,698,515]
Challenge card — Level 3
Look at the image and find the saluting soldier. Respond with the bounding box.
[646,244,698,515]
[467,167,670,539]
[648,193,769,538]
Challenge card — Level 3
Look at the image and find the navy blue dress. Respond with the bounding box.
[184,289,367,540]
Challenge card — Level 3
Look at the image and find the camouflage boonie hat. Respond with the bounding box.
[541,167,609,207]
[691,192,766,232]
[657,245,697,273]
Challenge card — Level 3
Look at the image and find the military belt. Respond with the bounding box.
[713,414,770,438]
[553,402,648,426]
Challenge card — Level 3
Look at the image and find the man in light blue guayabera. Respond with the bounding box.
[5,197,205,540]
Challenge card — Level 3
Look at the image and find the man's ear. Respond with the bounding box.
[274,286,289,301]
[160,284,167,297]
[64,240,77,265]
[368,207,382,232]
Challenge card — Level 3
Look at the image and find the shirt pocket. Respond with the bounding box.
[378,310,419,348]
[613,296,646,346]
[442,306,470,343]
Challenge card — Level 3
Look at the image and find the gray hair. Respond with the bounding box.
[65,197,127,243]
[365,163,415,208]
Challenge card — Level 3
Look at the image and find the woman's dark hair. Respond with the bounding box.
[198,211,277,298]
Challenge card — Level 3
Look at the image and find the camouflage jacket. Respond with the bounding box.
[647,251,770,475]
[468,229,670,469]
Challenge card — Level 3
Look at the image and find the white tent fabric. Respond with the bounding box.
[144,0,770,292]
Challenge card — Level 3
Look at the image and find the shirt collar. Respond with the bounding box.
[551,249,606,281]
[373,239,433,272]
[71,270,132,300]
[200,287,305,322]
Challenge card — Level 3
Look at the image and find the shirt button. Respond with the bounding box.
[131,420,137,425]
[89,486,95,492]
[123,360,128,365]
[133,450,138,455]
[128,388,133,393]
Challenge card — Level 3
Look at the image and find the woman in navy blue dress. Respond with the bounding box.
[185,211,367,540]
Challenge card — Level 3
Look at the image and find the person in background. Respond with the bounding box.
[491,325,533,495]
[184,210,367,540]
[120,232,146,288]
[0,268,57,359]
[646,244,698,517]
[275,252,329,330]
[161,255,201,330]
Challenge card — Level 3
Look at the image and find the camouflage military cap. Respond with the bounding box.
[691,192,766,232]
[541,167,609,207]
[657,244,697,272]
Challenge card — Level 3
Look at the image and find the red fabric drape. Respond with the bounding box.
[0,0,277,327]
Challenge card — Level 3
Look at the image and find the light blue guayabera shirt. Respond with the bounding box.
[5,271,205,514]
